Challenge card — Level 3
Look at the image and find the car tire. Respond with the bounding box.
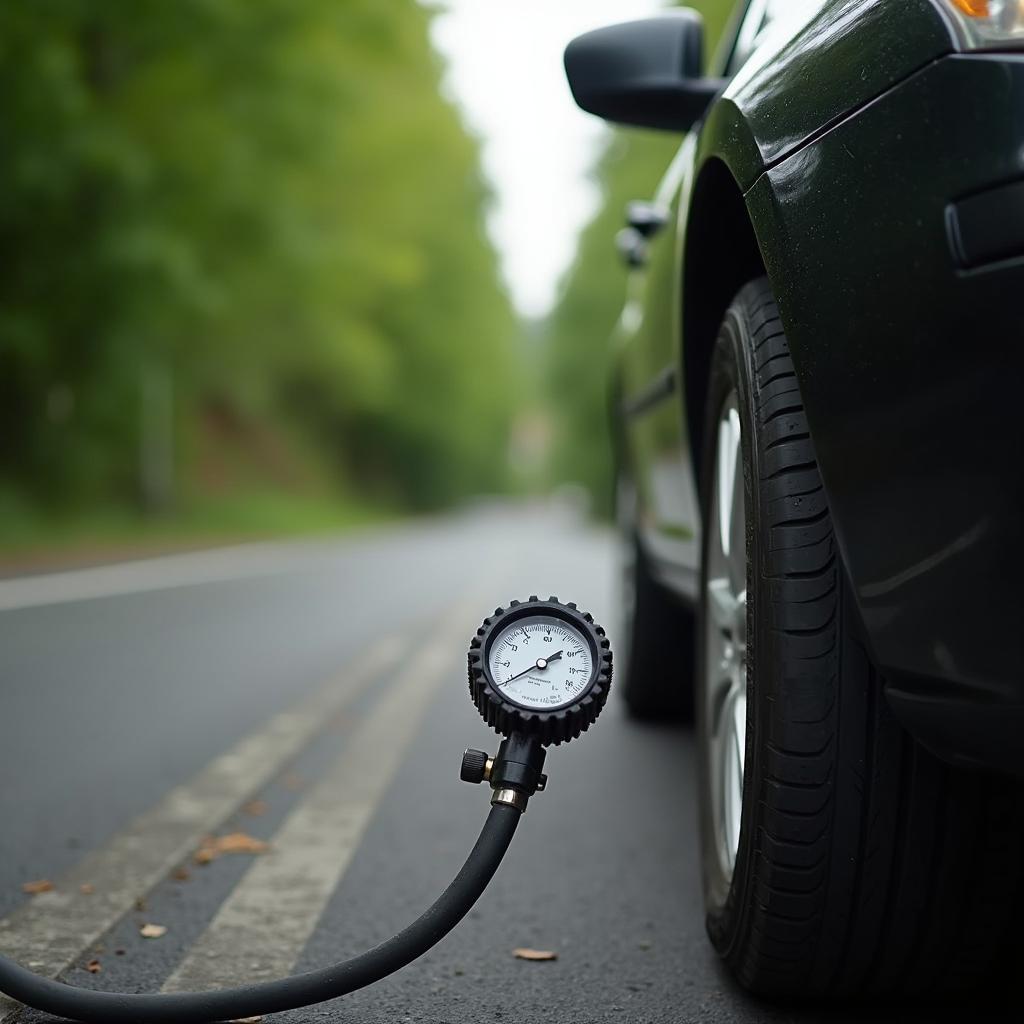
[617,478,694,721]
[696,277,1024,997]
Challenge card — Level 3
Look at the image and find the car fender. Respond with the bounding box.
[696,0,954,194]
[675,0,956,486]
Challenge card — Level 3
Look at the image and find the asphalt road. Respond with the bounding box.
[0,504,1002,1023]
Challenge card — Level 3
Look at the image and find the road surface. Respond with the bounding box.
[0,505,1002,1023]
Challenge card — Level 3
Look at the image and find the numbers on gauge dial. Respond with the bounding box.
[488,616,593,710]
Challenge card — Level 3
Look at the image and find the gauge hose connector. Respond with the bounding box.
[461,733,548,813]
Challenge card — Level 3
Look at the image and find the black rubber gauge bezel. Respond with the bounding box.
[468,597,613,745]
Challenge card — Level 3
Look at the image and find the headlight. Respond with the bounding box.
[943,0,1024,47]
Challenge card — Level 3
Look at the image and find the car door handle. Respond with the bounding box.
[626,200,670,238]
[616,226,647,268]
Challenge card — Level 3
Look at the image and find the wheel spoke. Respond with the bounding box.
[707,577,737,633]
[722,687,746,867]
[716,408,738,561]
[727,409,746,593]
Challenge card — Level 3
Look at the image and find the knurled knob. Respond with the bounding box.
[460,748,490,785]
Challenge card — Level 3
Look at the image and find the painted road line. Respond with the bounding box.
[0,631,406,1022]
[0,539,356,612]
[161,613,464,991]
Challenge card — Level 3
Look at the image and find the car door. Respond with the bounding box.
[616,136,701,600]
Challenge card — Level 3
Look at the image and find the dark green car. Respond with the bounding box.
[565,0,1024,999]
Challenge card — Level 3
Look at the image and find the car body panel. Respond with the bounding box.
[615,0,1023,773]
[617,138,701,596]
[715,0,953,188]
[620,0,955,596]
[745,52,1024,773]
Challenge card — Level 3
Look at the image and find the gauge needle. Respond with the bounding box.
[504,651,563,684]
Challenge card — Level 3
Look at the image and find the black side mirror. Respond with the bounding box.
[564,10,726,133]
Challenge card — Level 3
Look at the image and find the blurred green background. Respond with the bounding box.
[0,0,732,563]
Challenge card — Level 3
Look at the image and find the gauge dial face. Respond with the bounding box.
[487,614,594,711]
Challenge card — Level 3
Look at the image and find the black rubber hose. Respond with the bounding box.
[0,803,520,1023]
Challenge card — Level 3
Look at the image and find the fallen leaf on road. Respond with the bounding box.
[85,960,101,974]
[194,832,269,864]
[283,773,305,791]
[513,948,558,962]
[22,880,54,895]
[172,867,191,882]
[243,800,268,817]
[79,883,95,895]
[139,923,167,939]
[134,897,147,912]
[218,832,269,854]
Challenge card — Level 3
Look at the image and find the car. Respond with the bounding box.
[564,0,1024,1000]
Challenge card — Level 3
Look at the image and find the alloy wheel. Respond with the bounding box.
[703,391,748,884]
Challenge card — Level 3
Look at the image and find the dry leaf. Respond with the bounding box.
[85,960,101,974]
[194,832,269,865]
[114,949,126,956]
[513,948,558,962]
[139,923,167,939]
[217,832,269,854]
[172,867,191,882]
[134,897,147,912]
[22,880,54,895]
[79,883,95,895]
[242,800,268,817]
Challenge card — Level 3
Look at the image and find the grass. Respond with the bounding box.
[0,489,394,572]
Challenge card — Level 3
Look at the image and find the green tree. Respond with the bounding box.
[0,0,518,527]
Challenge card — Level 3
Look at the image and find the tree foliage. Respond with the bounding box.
[0,0,518,519]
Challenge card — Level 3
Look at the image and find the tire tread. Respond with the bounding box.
[712,278,1024,998]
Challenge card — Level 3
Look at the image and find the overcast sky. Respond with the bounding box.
[429,0,664,320]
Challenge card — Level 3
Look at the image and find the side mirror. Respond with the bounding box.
[564,10,726,133]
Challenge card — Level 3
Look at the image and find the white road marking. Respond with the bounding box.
[0,537,369,612]
[0,631,406,1022]
[162,615,463,991]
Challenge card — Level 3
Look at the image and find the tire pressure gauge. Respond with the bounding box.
[467,597,612,746]
[462,597,612,811]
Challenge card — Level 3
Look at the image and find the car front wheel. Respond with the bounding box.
[696,277,1024,997]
